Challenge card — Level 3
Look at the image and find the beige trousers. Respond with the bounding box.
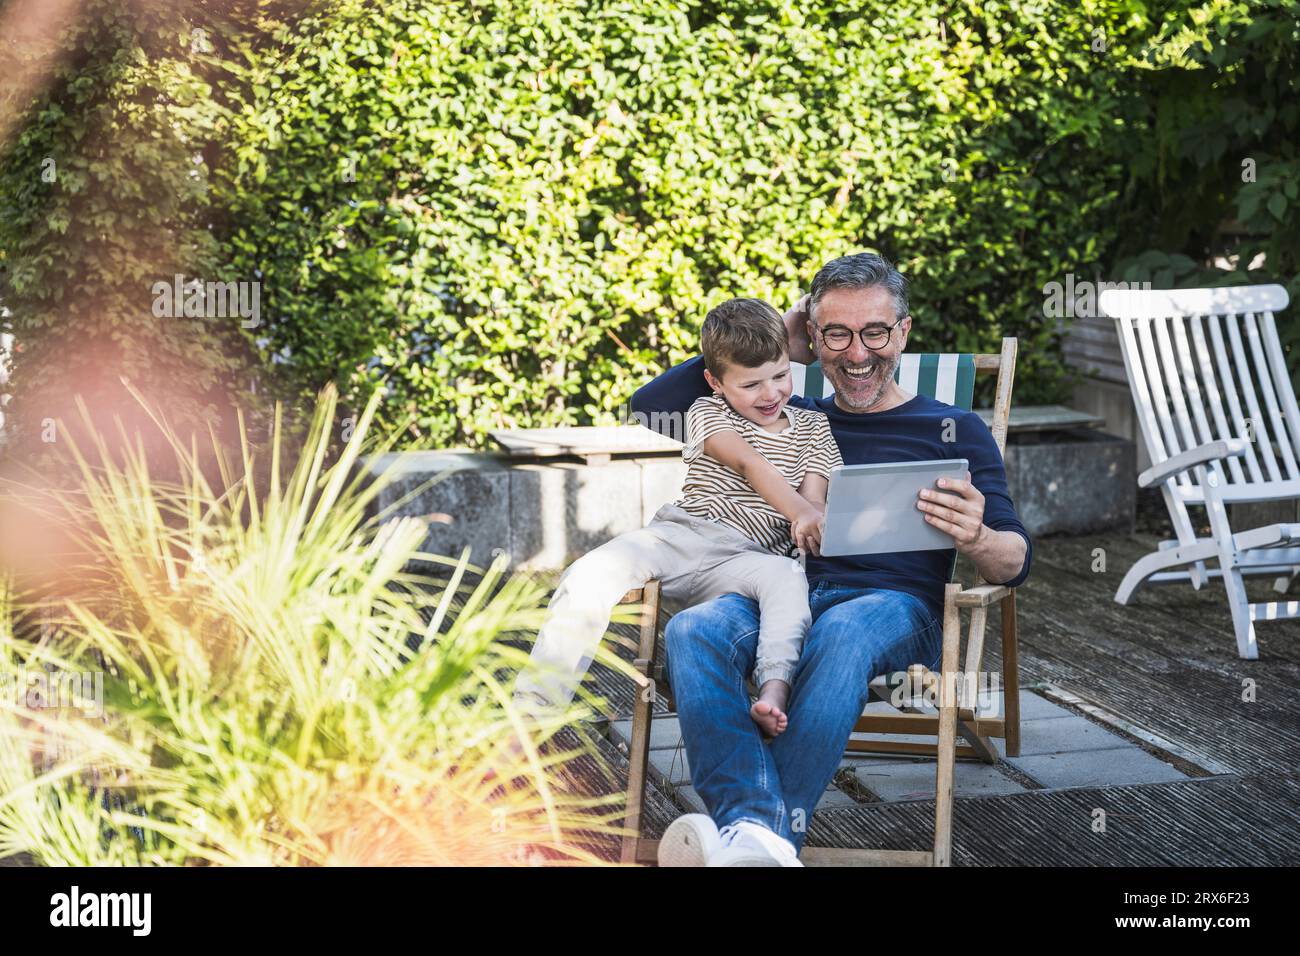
[511,502,810,715]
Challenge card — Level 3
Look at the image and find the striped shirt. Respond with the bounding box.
[676,394,843,556]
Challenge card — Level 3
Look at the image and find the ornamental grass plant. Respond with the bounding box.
[0,384,637,865]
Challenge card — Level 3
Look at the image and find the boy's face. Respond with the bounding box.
[703,356,793,426]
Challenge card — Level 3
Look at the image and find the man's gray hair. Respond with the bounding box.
[808,252,909,323]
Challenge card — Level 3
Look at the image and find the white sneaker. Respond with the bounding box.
[657,814,723,867]
[707,820,803,867]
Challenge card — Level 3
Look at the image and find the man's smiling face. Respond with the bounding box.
[809,286,912,413]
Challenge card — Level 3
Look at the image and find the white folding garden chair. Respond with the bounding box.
[1099,283,1296,659]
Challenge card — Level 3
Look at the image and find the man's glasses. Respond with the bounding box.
[817,318,904,352]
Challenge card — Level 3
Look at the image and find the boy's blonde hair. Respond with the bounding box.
[700,298,788,380]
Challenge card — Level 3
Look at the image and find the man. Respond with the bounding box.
[630,252,1032,866]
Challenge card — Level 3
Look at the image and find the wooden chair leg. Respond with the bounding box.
[960,605,988,709]
[620,581,661,864]
[933,583,961,867]
[620,683,653,863]
[952,595,1001,764]
[1000,591,1020,758]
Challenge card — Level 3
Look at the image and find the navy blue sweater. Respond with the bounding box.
[631,355,1032,616]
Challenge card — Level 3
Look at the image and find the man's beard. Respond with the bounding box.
[824,352,900,413]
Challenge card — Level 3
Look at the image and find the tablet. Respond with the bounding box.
[820,459,969,557]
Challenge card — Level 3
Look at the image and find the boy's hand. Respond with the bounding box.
[791,503,824,558]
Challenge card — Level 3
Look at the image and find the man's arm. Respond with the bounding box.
[915,413,1033,587]
[969,527,1030,585]
[630,356,713,441]
[631,296,810,439]
[782,294,816,364]
[702,431,824,555]
[919,475,1030,584]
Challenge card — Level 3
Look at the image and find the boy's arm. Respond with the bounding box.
[701,431,822,526]
[798,414,841,507]
[794,414,841,531]
[796,472,829,508]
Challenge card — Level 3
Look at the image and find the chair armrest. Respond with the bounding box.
[952,584,1012,607]
[1139,439,1249,489]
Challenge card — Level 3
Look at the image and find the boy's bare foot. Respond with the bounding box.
[750,679,791,737]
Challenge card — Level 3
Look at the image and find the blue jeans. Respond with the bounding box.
[663,581,942,852]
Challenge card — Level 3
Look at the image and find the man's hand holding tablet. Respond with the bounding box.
[917,469,1030,583]
[917,470,987,549]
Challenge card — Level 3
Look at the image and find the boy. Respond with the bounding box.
[511,298,843,735]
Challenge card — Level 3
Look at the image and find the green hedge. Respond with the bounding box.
[0,0,251,453]
[1111,0,1300,372]
[212,0,1153,446]
[2,0,1297,452]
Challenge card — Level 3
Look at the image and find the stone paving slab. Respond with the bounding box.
[986,690,1074,720]
[610,716,683,751]
[994,714,1140,757]
[839,735,937,762]
[648,746,691,786]
[816,785,860,809]
[674,785,707,815]
[1008,746,1189,789]
[839,693,1077,765]
[852,759,1029,802]
[865,689,1070,720]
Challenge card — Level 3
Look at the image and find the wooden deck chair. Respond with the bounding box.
[618,338,1023,867]
[1098,283,1296,660]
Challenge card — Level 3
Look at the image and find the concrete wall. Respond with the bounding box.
[1004,430,1136,536]
[367,433,1140,572]
[1068,375,1149,475]
[365,451,687,571]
